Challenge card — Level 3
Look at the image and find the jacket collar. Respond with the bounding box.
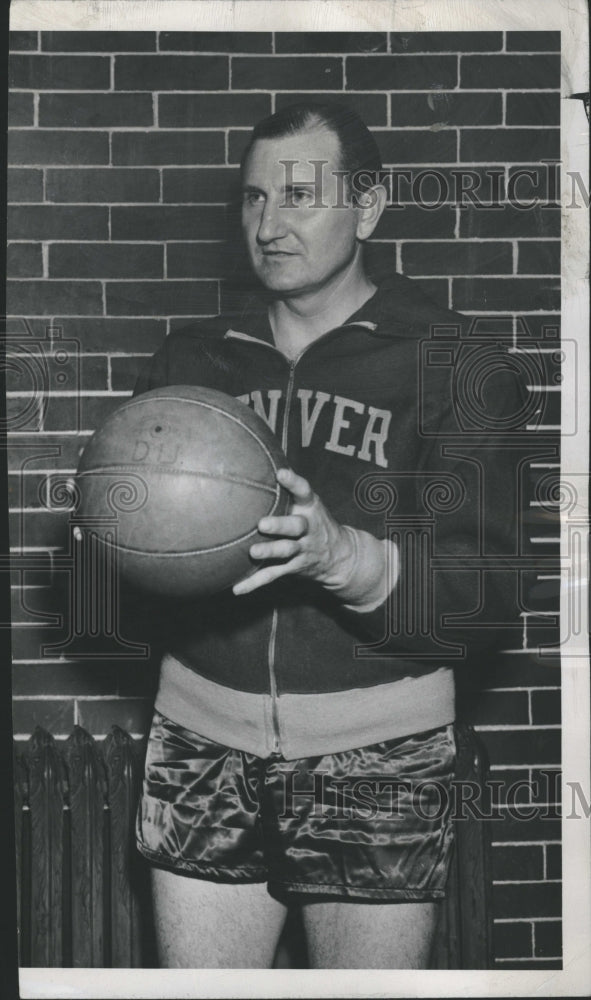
[229,270,455,343]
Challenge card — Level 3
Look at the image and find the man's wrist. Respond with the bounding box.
[325,526,399,610]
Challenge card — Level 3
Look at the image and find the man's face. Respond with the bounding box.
[241,128,361,298]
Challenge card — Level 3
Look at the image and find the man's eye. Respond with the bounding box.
[244,191,264,205]
[289,189,314,206]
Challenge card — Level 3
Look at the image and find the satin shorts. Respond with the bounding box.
[136,711,457,901]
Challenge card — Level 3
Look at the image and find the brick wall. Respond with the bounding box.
[7,30,562,968]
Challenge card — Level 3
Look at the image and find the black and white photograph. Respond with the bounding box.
[4,0,589,997]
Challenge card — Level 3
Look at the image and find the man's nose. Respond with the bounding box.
[256,199,287,244]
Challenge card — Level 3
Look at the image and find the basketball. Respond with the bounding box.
[76,385,290,597]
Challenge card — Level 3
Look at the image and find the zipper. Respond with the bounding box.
[226,320,377,756]
[267,609,281,754]
[267,354,298,754]
[281,356,297,451]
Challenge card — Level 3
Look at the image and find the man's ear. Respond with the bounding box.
[355,184,388,241]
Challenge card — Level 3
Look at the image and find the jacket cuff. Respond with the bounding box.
[330,528,399,612]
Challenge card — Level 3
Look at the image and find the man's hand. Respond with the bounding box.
[233,468,356,596]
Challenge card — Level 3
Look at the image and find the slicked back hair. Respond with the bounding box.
[240,101,383,195]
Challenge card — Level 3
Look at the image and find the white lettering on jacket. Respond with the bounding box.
[325,395,365,457]
[237,388,391,469]
[299,389,331,447]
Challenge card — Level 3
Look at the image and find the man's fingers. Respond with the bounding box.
[233,557,302,596]
[249,538,300,561]
[231,468,320,596]
[258,514,308,538]
[277,467,315,504]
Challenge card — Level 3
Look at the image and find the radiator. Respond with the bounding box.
[14,725,152,968]
[13,722,492,969]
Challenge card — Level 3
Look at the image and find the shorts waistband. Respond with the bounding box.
[155,654,455,759]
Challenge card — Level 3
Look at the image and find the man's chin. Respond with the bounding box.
[254,270,307,294]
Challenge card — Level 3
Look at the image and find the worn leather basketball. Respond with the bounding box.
[76,385,289,597]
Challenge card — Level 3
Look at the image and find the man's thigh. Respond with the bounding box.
[301,899,439,969]
[151,868,288,968]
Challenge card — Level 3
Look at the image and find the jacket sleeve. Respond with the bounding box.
[132,341,169,397]
[339,361,529,663]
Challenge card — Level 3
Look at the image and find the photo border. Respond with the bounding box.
[8,1,589,997]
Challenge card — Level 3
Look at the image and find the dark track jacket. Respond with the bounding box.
[134,272,525,759]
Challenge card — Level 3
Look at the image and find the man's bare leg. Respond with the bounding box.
[302,899,438,969]
[151,868,288,968]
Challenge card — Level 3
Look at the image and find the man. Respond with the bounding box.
[134,103,521,968]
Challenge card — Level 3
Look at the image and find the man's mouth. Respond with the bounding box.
[261,250,298,256]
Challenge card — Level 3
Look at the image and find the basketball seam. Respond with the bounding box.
[97,522,265,557]
[78,465,277,494]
